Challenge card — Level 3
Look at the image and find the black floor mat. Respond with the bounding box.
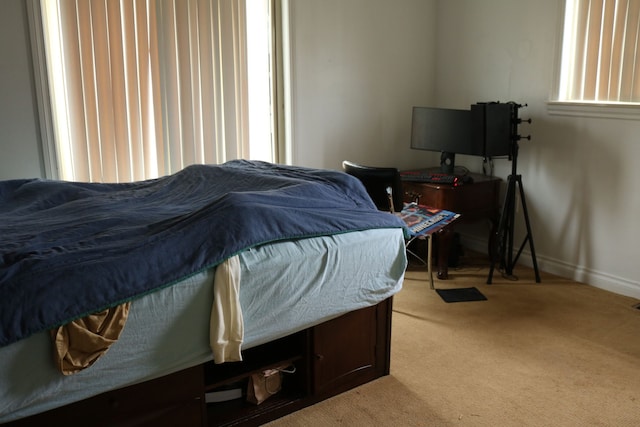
[436,287,487,303]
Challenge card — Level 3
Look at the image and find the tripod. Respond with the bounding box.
[487,106,541,284]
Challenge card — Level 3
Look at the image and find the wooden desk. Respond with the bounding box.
[401,171,501,279]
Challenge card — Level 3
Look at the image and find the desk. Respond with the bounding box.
[401,170,501,279]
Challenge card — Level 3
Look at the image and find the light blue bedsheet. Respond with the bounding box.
[0,228,406,422]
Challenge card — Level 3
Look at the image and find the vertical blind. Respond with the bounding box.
[41,0,250,183]
[560,0,640,103]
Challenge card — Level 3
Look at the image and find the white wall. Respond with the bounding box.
[288,0,439,171]
[433,0,640,298]
[0,0,43,180]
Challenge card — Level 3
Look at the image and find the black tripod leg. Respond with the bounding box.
[487,176,516,284]
[487,205,507,284]
[517,178,541,282]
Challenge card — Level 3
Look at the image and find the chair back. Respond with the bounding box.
[342,161,404,212]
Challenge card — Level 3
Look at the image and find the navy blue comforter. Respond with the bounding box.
[0,160,405,347]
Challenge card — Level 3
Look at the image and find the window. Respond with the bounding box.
[557,0,640,104]
[30,0,282,183]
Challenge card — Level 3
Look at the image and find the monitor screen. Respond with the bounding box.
[410,107,482,157]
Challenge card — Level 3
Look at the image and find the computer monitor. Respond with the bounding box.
[410,106,482,173]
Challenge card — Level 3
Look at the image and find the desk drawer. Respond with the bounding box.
[402,179,500,222]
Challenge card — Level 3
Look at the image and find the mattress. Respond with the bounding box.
[0,228,406,423]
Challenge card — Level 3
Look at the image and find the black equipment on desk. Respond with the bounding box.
[410,101,522,174]
[400,172,472,186]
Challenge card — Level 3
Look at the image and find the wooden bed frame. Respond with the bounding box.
[6,297,393,427]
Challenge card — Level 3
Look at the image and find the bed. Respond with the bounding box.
[0,160,407,426]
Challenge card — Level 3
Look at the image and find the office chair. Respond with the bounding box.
[342,160,435,289]
[341,161,404,213]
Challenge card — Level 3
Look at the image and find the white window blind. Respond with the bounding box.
[559,0,640,103]
[39,0,271,183]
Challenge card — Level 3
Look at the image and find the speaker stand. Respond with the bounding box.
[487,133,540,284]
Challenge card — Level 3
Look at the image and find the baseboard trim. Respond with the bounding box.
[461,234,640,300]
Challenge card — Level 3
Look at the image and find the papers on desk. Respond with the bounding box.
[397,202,460,237]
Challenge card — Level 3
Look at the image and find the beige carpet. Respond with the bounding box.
[266,254,640,426]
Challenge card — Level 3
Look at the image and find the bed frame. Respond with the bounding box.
[6,297,393,427]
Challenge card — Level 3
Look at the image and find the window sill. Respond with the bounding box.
[547,101,640,120]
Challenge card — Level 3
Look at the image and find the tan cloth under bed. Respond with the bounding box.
[51,302,131,375]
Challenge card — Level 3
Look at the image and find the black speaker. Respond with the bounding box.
[471,102,515,157]
[484,103,514,157]
[440,151,455,174]
[471,103,486,156]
